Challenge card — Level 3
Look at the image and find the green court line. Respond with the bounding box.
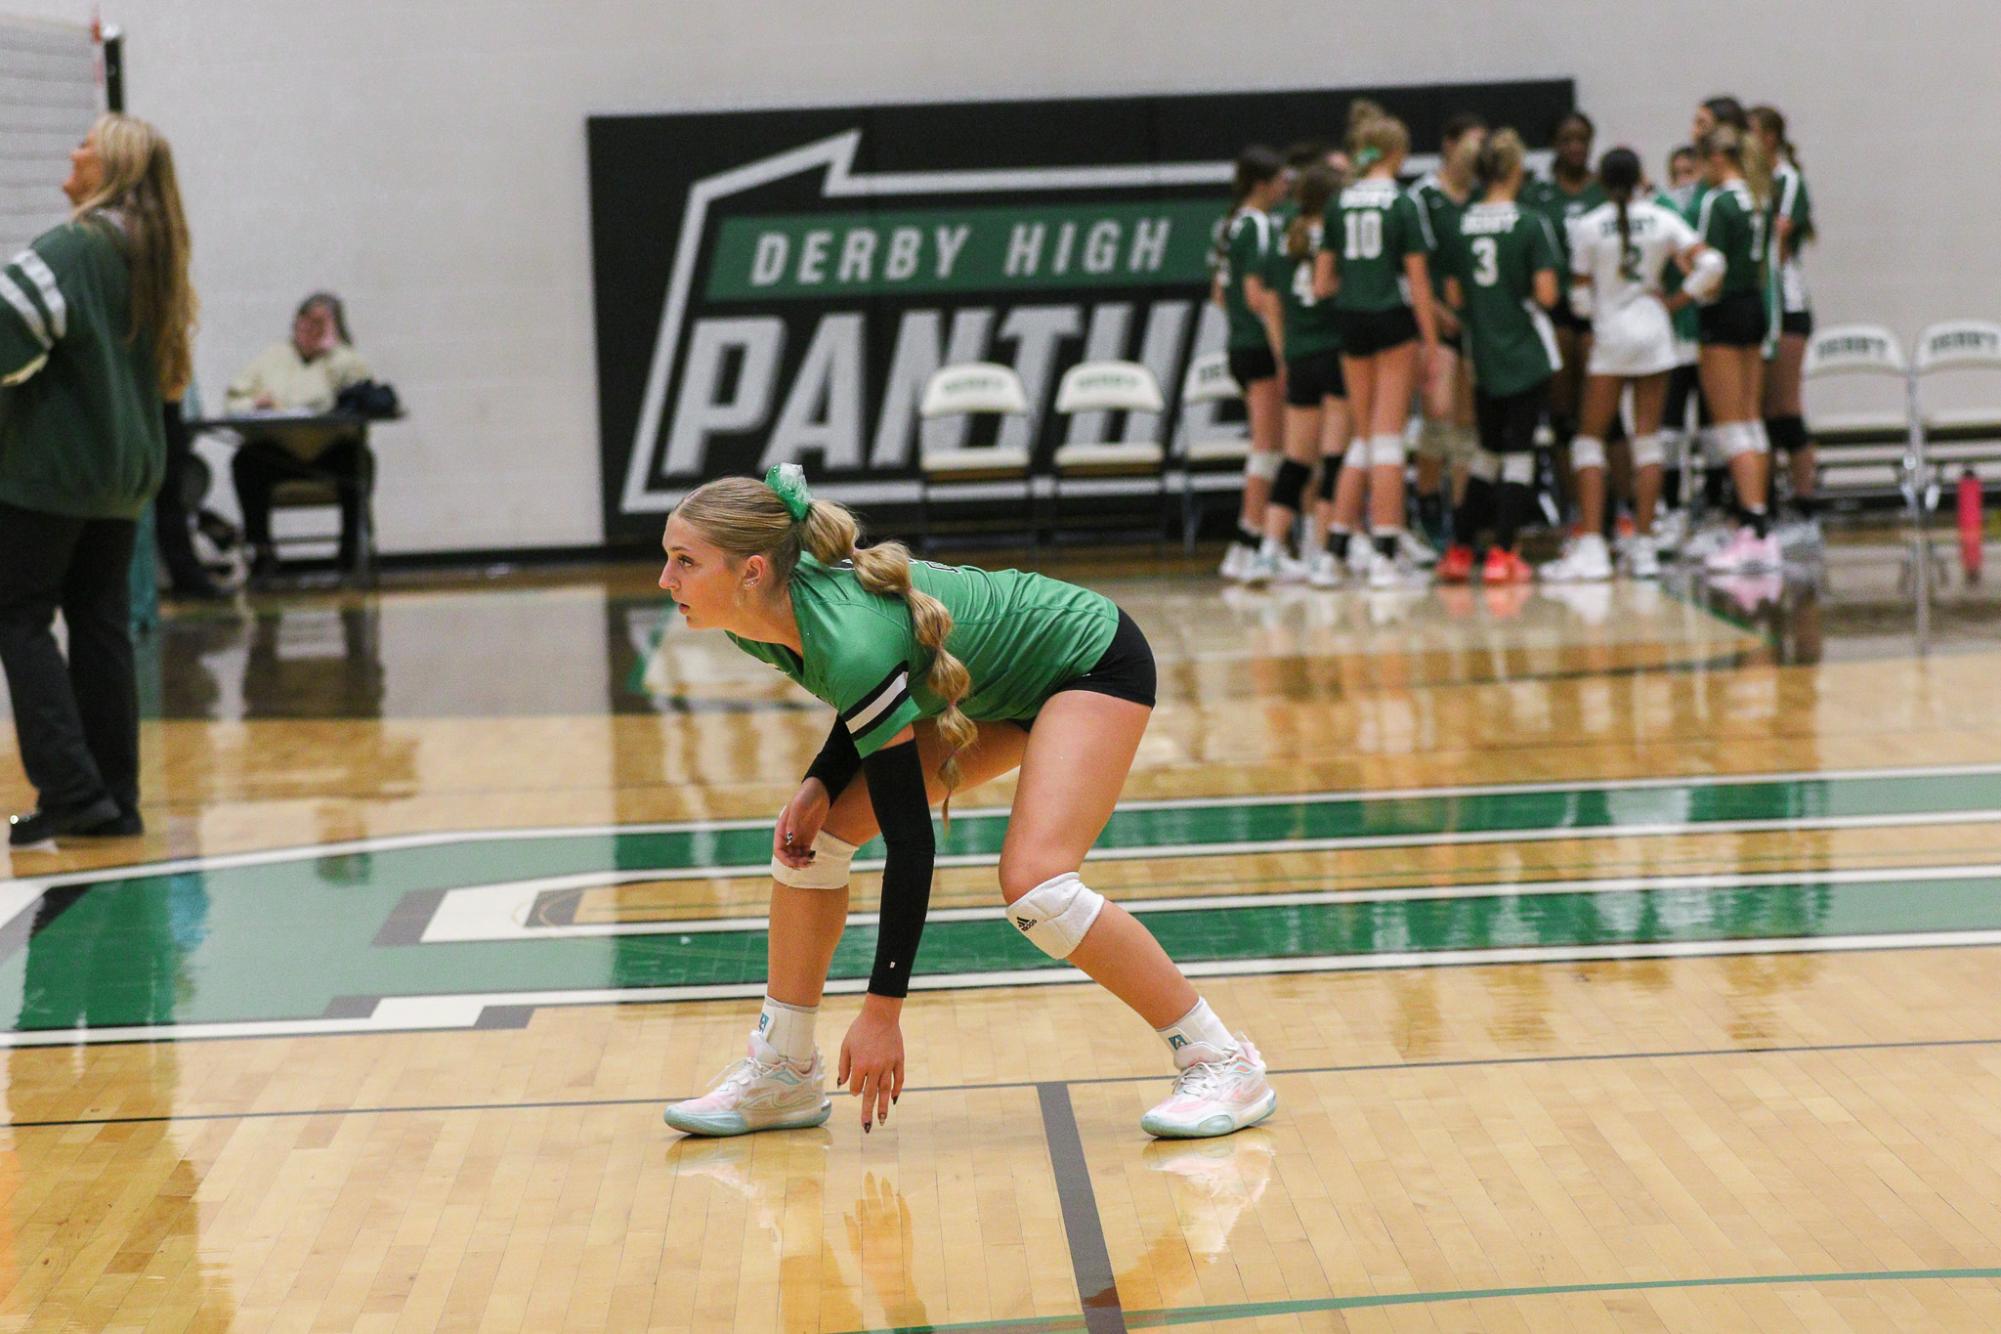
[839,1267,2001,1333]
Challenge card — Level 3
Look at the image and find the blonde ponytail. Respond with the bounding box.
[676,475,976,814]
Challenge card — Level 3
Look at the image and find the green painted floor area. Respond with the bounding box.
[5,768,2000,1032]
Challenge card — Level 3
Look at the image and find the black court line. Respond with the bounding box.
[11,1031,2001,1131]
[1037,1083,1125,1334]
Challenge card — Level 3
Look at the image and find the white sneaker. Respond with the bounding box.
[1626,535,1661,579]
[1539,534,1613,583]
[1273,552,1310,584]
[1218,542,1252,582]
[1307,551,1344,588]
[1368,550,1425,589]
[1704,526,1782,574]
[1240,549,1278,586]
[1347,535,1375,576]
[1398,529,1440,567]
[1140,1037,1278,1139]
[1653,508,1688,552]
[1681,522,1732,561]
[1774,516,1824,551]
[663,1037,832,1137]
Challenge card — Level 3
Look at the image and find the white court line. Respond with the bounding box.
[417,811,2001,944]
[6,928,2000,1047]
[6,757,2001,895]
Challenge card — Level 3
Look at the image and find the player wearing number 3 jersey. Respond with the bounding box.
[659,467,1276,1141]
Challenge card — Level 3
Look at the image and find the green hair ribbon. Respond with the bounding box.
[764,463,813,521]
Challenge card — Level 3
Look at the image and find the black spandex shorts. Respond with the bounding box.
[1284,350,1346,406]
[1551,304,1592,336]
[1439,329,1464,354]
[1025,608,1156,724]
[1337,306,1418,358]
[1474,381,1550,455]
[1227,344,1278,386]
[1699,292,1767,348]
[1780,308,1814,339]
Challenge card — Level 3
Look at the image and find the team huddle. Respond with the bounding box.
[1212,95,1816,589]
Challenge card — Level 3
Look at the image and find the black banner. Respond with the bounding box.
[589,80,1572,542]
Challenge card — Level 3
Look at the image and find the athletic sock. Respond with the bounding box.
[1326,527,1352,560]
[1236,522,1262,548]
[1454,476,1495,548]
[1374,530,1400,562]
[1157,996,1235,1067]
[1416,490,1445,537]
[755,995,818,1064]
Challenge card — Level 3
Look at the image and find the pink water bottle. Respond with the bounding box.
[1960,467,1984,580]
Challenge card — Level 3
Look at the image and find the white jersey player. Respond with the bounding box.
[1543,147,1718,582]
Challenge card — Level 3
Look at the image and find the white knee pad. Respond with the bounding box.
[1007,872,1106,959]
[1500,453,1536,485]
[1719,422,1758,461]
[1747,420,1771,455]
[1340,442,1369,473]
[1369,433,1408,468]
[1415,418,1450,461]
[1570,435,1607,471]
[1631,432,1665,469]
[1245,449,1282,482]
[1700,425,1729,466]
[770,827,859,889]
[1468,448,1502,483]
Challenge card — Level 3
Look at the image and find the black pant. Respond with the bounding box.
[232,436,372,566]
[0,502,140,813]
[153,399,211,590]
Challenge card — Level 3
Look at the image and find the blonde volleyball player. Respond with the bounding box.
[1314,115,1439,589]
[1694,124,1780,574]
[659,468,1276,1140]
[1214,147,1288,582]
[1436,130,1561,586]
[1410,114,1486,557]
[1751,104,1821,550]
[1245,163,1351,585]
[1523,112,1605,495]
[1541,148,1719,582]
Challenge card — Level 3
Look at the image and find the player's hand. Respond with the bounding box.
[1435,305,1461,338]
[773,778,830,870]
[838,996,905,1132]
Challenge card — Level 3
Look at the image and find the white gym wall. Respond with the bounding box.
[9,0,1996,553]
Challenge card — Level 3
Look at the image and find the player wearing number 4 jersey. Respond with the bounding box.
[1544,148,1718,583]
[1245,162,1351,588]
[1437,130,1560,587]
[1213,148,1288,583]
[659,467,1275,1140]
[1315,115,1438,589]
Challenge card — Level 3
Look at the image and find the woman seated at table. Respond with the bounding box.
[225,291,373,577]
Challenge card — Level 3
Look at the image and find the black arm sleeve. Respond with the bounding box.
[804,717,862,799]
[861,738,935,999]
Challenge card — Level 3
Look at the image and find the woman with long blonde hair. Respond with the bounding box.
[1,112,196,846]
[660,467,1275,1140]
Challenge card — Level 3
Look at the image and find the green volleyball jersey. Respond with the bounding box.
[1409,172,1471,298]
[1218,208,1275,350]
[1320,177,1429,313]
[729,554,1120,756]
[1266,213,1342,359]
[1449,201,1562,397]
[1773,161,1813,315]
[1654,189,1701,347]
[1694,180,1767,298]
[1523,175,1605,299]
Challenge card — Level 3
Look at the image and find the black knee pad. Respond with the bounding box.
[1765,415,1808,454]
[1271,458,1312,511]
[1317,459,1341,501]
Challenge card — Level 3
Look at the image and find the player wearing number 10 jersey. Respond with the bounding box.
[1314,115,1437,588]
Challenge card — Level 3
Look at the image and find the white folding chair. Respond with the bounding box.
[1049,360,1167,541]
[916,362,1034,549]
[1802,324,1909,515]
[1913,320,2001,519]
[1172,350,1249,552]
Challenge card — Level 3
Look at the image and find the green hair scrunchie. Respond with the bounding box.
[1354,146,1382,168]
[763,462,812,522]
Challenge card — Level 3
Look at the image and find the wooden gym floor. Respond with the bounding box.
[3,539,2000,1331]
